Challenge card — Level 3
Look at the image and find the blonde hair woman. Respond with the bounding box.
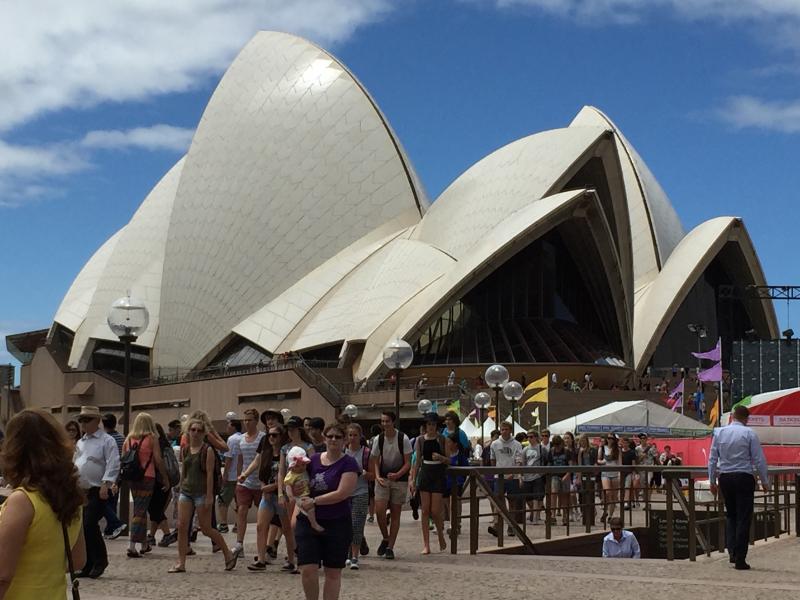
[123,413,170,557]
[170,418,236,573]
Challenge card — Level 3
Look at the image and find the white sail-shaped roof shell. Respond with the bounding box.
[150,31,427,369]
[50,33,777,381]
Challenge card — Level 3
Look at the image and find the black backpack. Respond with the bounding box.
[120,438,152,482]
[377,431,407,480]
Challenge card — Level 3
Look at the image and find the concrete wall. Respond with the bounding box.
[17,347,336,426]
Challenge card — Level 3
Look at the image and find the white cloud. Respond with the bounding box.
[489,0,800,23]
[718,96,800,133]
[81,125,195,152]
[0,0,391,132]
[0,1,390,206]
[0,124,194,206]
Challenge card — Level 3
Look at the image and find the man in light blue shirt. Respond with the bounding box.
[708,405,769,570]
[602,517,640,558]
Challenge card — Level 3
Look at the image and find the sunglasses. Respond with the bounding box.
[325,434,344,440]
[268,432,280,437]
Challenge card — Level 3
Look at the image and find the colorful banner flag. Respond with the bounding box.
[522,387,548,406]
[692,338,721,362]
[669,379,684,412]
[524,374,549,394]
[698,361,722,382]
[449,399,461,416]
[708,398,719,427]
[531,406,539,426]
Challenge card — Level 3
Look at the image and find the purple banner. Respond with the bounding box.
[692,338,721,362]
[698,361,722,382]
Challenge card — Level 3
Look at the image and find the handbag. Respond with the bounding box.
[62,522,80,600]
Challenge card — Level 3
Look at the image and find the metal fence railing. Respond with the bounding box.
[445,465,800,560]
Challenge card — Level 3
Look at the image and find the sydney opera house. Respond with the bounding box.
[5,31,778,425]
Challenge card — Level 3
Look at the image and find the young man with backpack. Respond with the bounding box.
[370,411,412,560]
[232,408,265,560]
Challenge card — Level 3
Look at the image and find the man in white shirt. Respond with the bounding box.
[74,405,121,578]
[602,517,641,558]
[217,412,243,533]
[489,421,523,537]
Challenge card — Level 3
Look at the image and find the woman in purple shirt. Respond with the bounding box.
[295,422,358,600]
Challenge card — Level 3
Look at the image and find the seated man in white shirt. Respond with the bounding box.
[602,517,641,559]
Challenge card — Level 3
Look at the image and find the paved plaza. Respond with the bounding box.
[79,508,800,600]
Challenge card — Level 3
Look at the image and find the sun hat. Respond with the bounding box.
[287,446,311,468]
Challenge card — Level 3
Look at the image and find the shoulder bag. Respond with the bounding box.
[62,522,80,600]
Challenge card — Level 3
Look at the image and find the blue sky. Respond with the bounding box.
[2,0,800,367]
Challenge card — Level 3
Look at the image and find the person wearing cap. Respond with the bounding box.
[261,408,284,429]
[708,404,770,570]
[277,416,315,572]
[409,413,448,554]
[217,411,243,534]
[73,405,121,578]
[284,447,324,532]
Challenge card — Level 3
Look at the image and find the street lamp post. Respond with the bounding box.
[474,391,491,462]
[382,338,414,429]
[484,364,509,423]
[107,292,149,531]
[687,323,708,374]
[503,381,523,428]
[417,399,432,416]
[107,293,150,434]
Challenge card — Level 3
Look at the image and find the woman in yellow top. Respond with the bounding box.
[0,409,86,600]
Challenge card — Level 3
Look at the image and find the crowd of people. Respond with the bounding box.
[0,405,690,596]
[480,423,684,536]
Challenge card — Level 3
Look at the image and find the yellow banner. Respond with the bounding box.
[522,387,548,406]
[524,374,548,394]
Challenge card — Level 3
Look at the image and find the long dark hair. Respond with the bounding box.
[259,424,287,483]
[65,420,81,443]
[1,409,85,523]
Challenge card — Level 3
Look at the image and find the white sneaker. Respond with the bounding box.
[350,558,359,570]
[346,559,352,568]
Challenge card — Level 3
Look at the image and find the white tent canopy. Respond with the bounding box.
[549,400,711,438]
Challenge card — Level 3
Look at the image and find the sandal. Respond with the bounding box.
[187,548,196,556]
[247,561,268,571]
[127,549,142,558]
[225,553,239,571]
[141,544,152,554]
[168,566,186,573]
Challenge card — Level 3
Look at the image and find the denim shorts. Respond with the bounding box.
[258,493,287,516]
[179,492,207,506]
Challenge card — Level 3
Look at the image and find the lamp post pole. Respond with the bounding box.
[107,293,149,535]
[121,331,136,435]
[383,339,413,431]
[394,368,402,424]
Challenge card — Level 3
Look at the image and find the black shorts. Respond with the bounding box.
[295,514,353,569]
[418,463,447,494]
[521,478,546,501]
